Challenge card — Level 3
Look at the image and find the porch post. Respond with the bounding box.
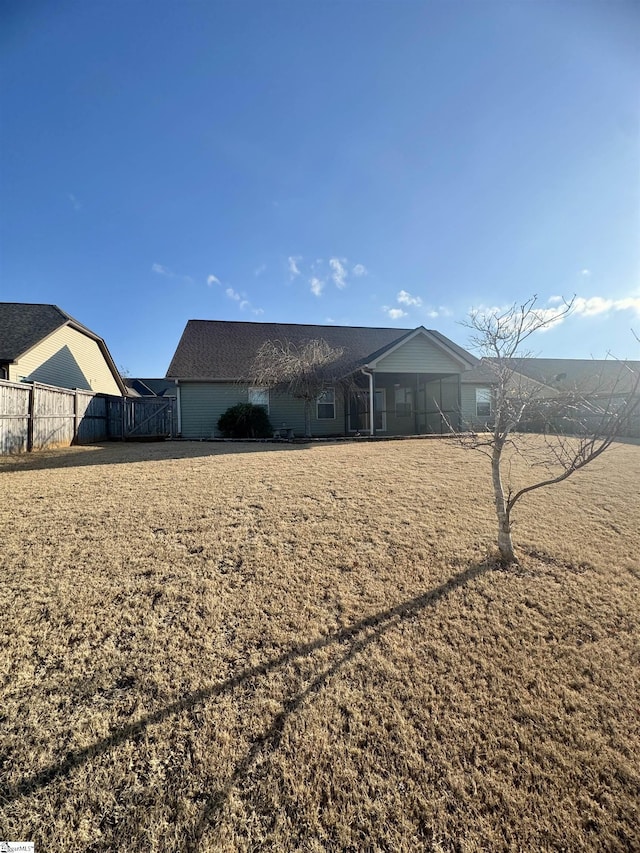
[369,370,375,436]
[414,372,419,434]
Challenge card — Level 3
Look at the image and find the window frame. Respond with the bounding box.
[316,387,336,420]
[248,386,270,412]
[475,387,492,418]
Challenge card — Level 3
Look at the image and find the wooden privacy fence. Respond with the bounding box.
[0,380,176,454]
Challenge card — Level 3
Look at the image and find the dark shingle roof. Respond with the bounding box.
[0,303,76,361]
[128,378,178,397]
[166,320,477,380]
[460,361,499,384]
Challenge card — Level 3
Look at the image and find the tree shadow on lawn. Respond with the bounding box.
[5,560,493,843]
[0,439,314,473]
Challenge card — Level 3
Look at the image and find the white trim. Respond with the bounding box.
[316,386,336,420]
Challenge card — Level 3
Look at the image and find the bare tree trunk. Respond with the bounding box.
[304,399,312,438]
[491,443,516,563]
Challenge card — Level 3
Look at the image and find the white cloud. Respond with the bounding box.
[254,264,267,277]
[382,306,408,320]
[573,295,640,318]
[288,256,302,278]
[68,193,82,211]
[581,269,592,277]
[352,263,367,277]
[547,295,563,305]
[438,305,453,317]
[222,285,263,315]
[152,263,193,284]
[310,277,324,297]
[426,310,439,319]
[329,257,348,289]
[471,301,567,334]
[397,289,422,307]
[207,274,221,286]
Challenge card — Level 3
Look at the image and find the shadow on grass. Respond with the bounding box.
[0,439,314,472]
[5,560,493,834]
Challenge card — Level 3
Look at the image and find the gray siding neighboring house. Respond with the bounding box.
[166,320,479,438]
[0,302,126,396]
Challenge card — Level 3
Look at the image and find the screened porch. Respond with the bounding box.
[345,372,462,435]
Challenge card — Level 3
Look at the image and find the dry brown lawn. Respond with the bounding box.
[1,437,639,852]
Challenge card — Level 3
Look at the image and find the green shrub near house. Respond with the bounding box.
[217,403,273,439]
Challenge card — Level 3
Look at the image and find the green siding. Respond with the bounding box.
[179,382,345,438]
[374,334,462,374]
[460,383,493,429]
[270,391,345,436]
[180,382,247,438]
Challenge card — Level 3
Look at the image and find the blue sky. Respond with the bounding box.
[1,0,638,375]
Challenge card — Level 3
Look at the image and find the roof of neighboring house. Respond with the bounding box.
[498,357,640,395]
[460,361,498,384]
[461,357,640,396]
[166,320,478,380]
[0,302,126,394]
[127,378,178,397]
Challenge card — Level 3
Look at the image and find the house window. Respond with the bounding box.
[317,387,335,419]
[476,388,492,417]
[394,387,413,417]
[248,386,269,411]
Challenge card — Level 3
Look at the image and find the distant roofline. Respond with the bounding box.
[185,318,415,332]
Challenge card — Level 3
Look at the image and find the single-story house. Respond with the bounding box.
[460,356,640,435]
[0,302,125,395]
[165,319,481,438]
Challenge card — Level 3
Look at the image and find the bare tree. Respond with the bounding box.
[250,338,347,438]
[459,296,640,564]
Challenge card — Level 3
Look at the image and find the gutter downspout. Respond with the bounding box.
[175,380,182,436]
[361,368,375,435]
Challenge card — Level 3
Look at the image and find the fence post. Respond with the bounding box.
[73,389,79,445]
[27,384,35,452]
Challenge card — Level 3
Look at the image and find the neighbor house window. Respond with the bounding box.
[394,387,413,417]
[317,387,335,419]
[248,386,269,411]
[476,388,492,417]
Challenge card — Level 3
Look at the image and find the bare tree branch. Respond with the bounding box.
[249,339,358,438]
[456,295,639,564]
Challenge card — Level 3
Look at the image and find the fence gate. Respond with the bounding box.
[122,397,175,438]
